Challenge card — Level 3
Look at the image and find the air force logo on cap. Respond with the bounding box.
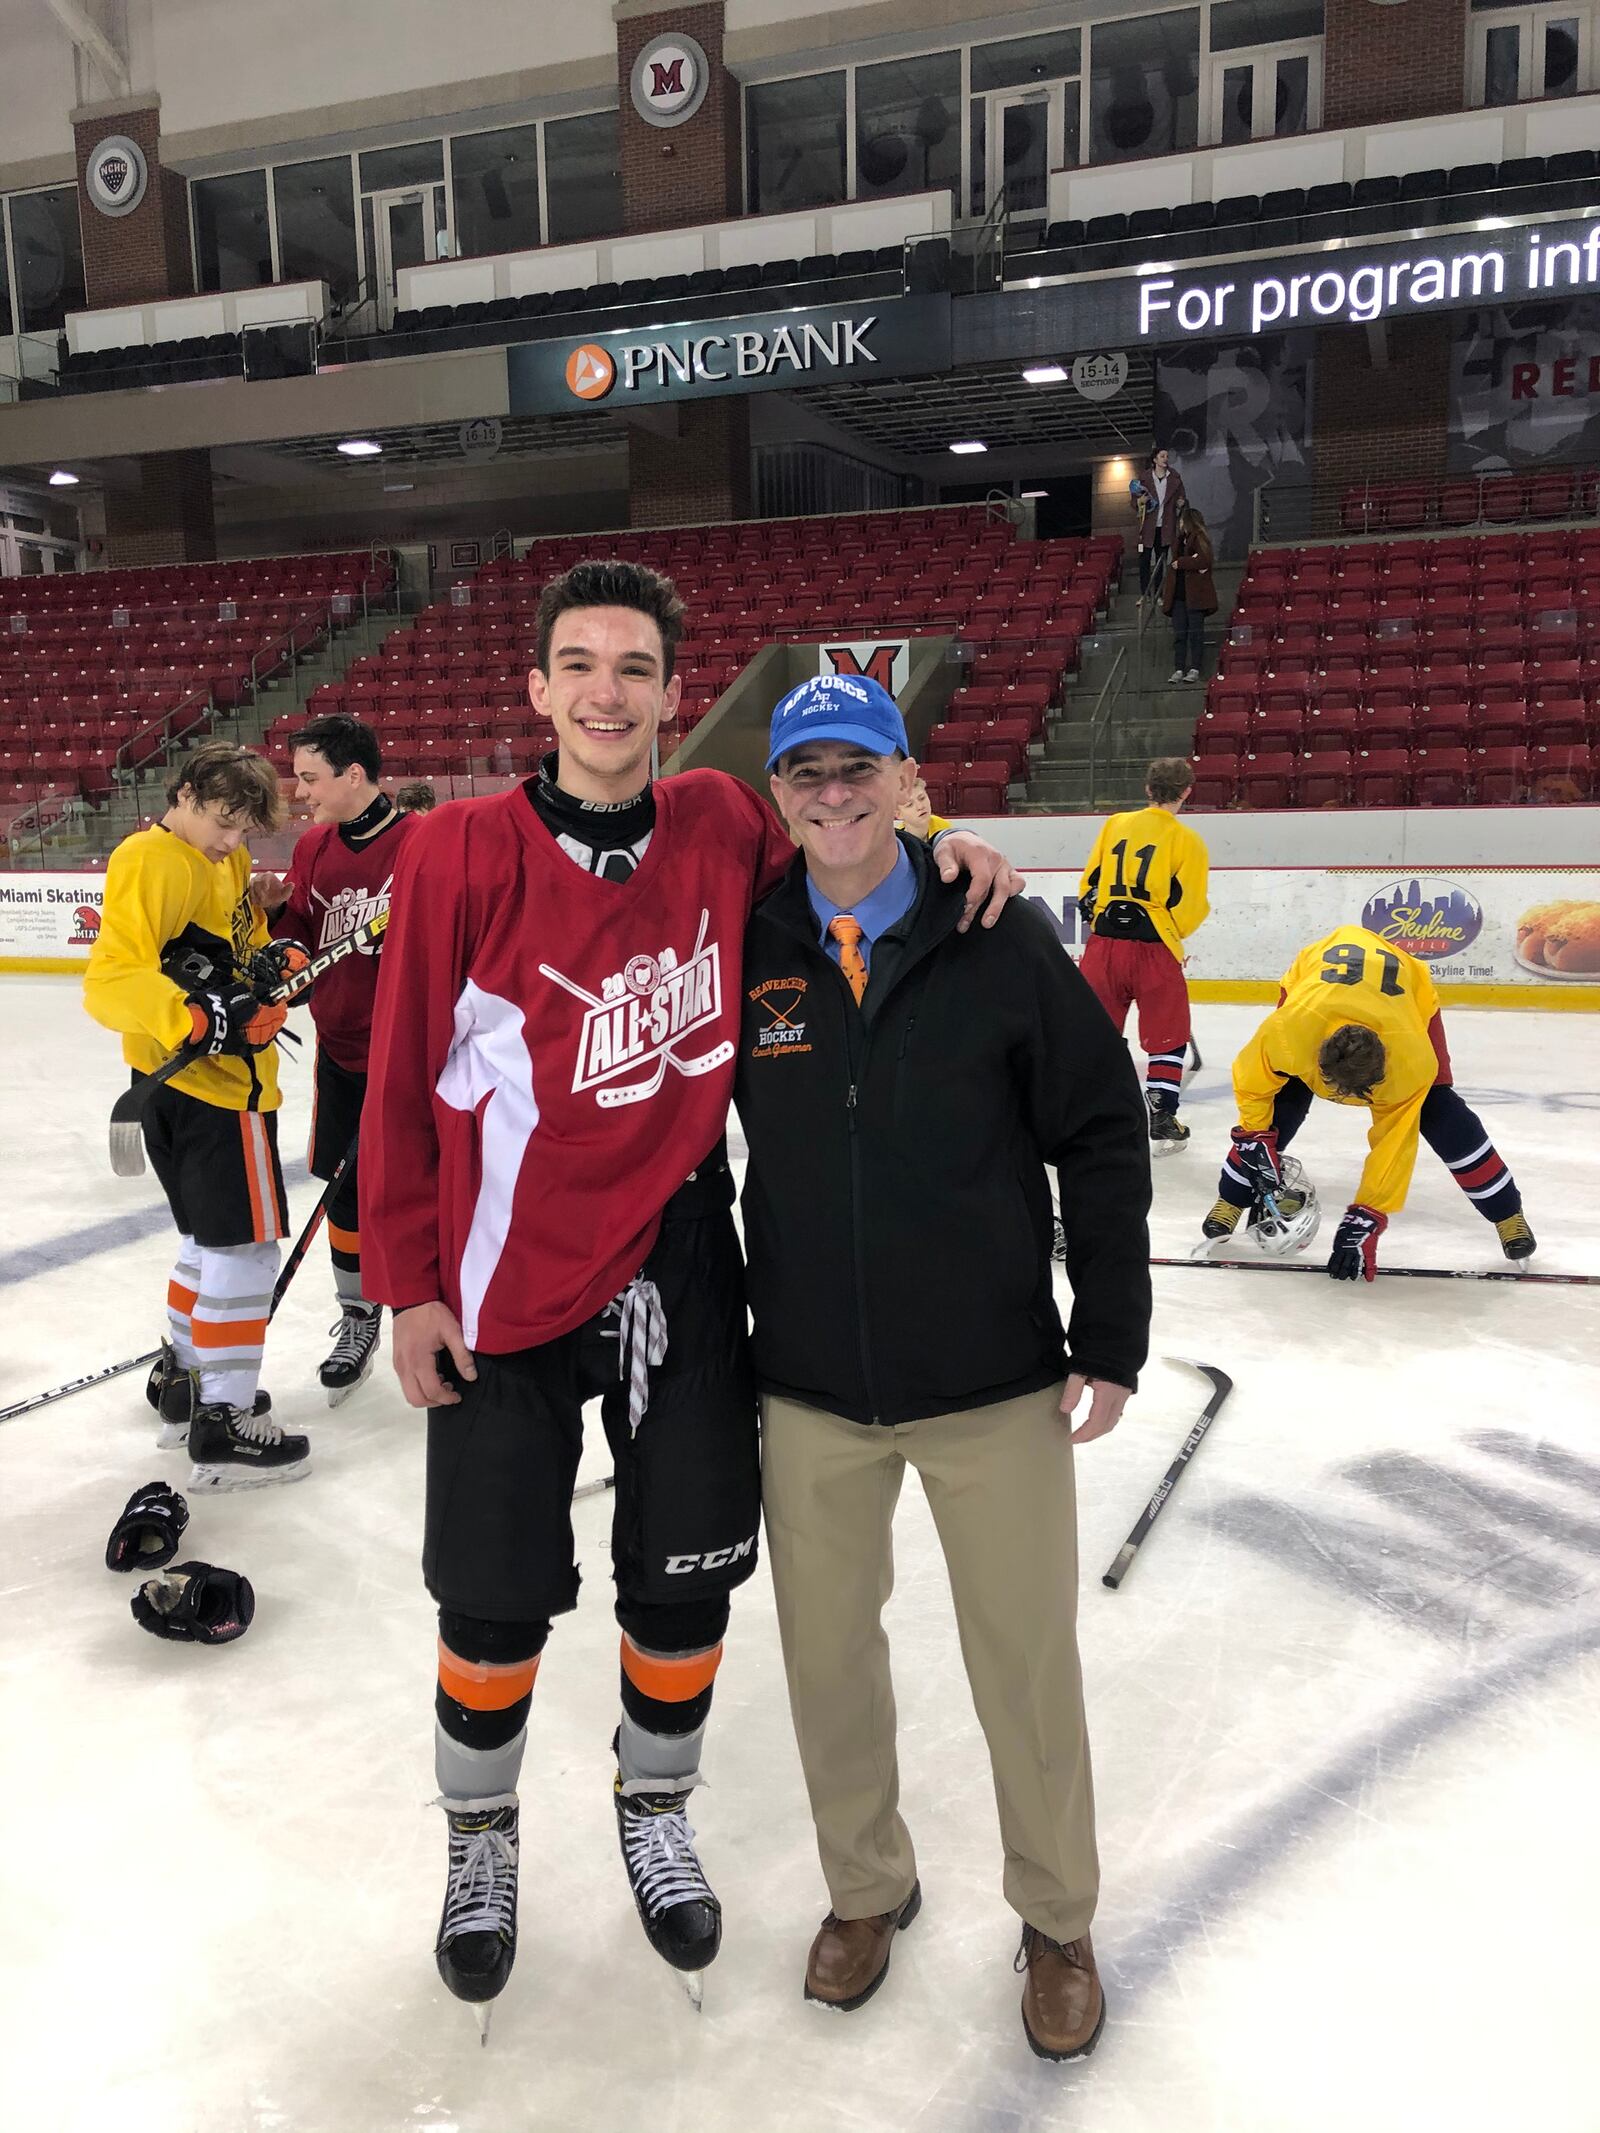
[767,672,908,770]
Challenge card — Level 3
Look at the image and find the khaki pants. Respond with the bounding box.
[761,1383,1099,1942]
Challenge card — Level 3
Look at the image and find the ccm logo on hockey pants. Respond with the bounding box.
[666,1534,758,1575]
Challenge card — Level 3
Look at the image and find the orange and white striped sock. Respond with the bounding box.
[166,1235,203,1371]
[191,1240,279,1411]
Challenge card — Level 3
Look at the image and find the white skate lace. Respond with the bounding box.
[231,1405,285,1448]
[601,1277,668,1436]
[440,1808,518,1941]
[325,1309,378,1371]
[622,1798,713,1918]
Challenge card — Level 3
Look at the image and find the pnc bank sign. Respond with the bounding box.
[509,295,951,414]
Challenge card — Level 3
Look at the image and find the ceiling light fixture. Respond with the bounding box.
[949,440,987,455]
[1021,488,1049,499]
[337,439,383,458]
[1022,364,1068,385]
[48,469,80,486]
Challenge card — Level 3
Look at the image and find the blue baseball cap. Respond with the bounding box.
[766,672,909,771]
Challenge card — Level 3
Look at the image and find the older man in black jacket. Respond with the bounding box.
[735,673,1151,2064]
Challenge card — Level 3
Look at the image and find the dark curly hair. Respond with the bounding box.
[1319,1022,1387,1100]
[535,560,686,682]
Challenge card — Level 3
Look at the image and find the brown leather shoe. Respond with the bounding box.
[804,1880,922,2010]
[1017,1925,1106,2061]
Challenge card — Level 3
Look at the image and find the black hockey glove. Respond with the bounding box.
[105,1480,190,1573]
[183,981,288,1057]
[1328,1203,1386,1283]
[249,939,311,992]
[1228,1126,1283,1201]
[131,1562,255,1644]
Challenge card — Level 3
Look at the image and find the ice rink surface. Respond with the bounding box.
[2,978,1597,2133]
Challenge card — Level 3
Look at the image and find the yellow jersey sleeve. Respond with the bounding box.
[1171,820,1210,941]
[83,834,201,1053]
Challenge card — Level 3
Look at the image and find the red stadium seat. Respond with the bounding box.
[1412,746,1471,805]
[1297,751,1353,807]
[1351,749,1411,806]
[1472,746,1528,803]
[1238,752,1298,808]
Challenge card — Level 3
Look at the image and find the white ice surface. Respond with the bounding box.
[2,983,1597,2133]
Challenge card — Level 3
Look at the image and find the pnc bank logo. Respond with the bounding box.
[566,344,616,401]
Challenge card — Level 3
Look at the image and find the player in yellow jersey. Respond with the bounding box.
[84,741,313,1487]
[1202,923,1536,1279]
[1078,757,1210,1151]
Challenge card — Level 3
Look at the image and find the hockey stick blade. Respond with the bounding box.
[1103,1357,1234,1591]
[1152,1255,1600,1287]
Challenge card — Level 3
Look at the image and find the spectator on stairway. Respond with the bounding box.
[1162,503,1216,684]
[1133,447,1185,599]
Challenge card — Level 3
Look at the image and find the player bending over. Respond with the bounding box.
[251,714,418,1403]
[360,562,1020,2027]
[82,741,311,1487]
[1077,757,1209,1150]
[1203,923,1536,1279]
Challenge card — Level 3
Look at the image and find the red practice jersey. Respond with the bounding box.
[274,800,418,1072]
[360,771,796,1353]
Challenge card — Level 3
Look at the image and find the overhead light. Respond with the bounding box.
[1021,488,1049,499]
[949,440,988,455]
[382,480,415,493]
[1135,260,1176,275]
[1022,364,1067,384]
[1026,276,1042,290]
[337,439,383,458]
[49,469,80,486]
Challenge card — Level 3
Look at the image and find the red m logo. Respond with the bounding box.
[650,58,687,97]
[827,645,900,691]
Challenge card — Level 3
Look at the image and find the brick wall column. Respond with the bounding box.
[1311,320,1453,532]
[72,99,194,309]
[102,452,216,567]
[614,0,741,233]
[1322,0,1469,127]
[629,400,752,527]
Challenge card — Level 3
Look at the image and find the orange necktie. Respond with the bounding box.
[828,914,868,1005]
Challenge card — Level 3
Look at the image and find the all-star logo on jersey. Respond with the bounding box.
[313,877,392,953]
[540,909,734,1108]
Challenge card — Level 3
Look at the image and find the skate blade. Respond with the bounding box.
[156,1423,189,1450]
[1189,1234,1233,1260]
[1148,1137,1190,1160]
[322,1357,374,1409]
[475,2000,494,2047]
[187,1458,312,1492]
[681,1971,704,2013]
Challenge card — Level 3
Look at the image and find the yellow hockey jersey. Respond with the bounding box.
[1078,806,1210,963]
[1233,925,1443,1214]
[83,826,278,1112]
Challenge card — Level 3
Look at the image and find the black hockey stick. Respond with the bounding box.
[270,1132,358,1317]
[1102,1357,1233,1590]
[1152,1255,1600,1287]
[109,908,391,1177]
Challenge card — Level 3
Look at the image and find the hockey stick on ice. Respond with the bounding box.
[0,1347,163,1428]
[270,1131,357,1318]
[109,908,390,1177]
[1102,1357,1233,1590]
[1152,1254,1600,1287]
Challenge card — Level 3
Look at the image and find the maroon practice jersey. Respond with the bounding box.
[274,796,417,1072]
[361,770,796,1353]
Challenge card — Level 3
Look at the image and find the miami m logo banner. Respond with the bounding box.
[821,640,910,694]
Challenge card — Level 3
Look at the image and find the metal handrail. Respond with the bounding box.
[1084,645,1128,811]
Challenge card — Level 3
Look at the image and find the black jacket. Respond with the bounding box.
[734,837,1152,1427]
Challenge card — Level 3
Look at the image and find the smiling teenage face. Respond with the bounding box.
[530,605,683,805]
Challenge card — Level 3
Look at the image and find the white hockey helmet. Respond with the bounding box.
[1246,1158,1322,1255]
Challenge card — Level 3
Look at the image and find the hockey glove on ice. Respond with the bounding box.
[1328,1203,1386,1282]
[131,1562,255,1644]
[1229,1126,1283,1201]
[184,982,288,1057]
[104,1481,189,1573]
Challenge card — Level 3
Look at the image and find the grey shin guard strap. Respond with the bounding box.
[435,1720,528,1803]
[617,1708,706,1793]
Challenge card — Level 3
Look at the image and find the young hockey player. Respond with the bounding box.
[1204,923,1536,1279]
[1077,758,1210,1150]
[83,740,312,1488]
[251,714,417,1402]
[360,563,1021,2028]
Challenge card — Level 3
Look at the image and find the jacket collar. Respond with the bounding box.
[759,831,967,965]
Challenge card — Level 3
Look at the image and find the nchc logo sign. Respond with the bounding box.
[510,295,951,414]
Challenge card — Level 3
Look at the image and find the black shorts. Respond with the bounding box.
[422,1151,761,1623]
[310,1047,365,1231]
[141,1081,289,1250]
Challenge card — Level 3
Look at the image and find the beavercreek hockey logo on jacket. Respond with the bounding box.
[747,976,812,1057]
[539,909,734,1108]
[313,878,392,954]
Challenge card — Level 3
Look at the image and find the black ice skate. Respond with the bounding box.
[186,1401,310,1491]
[1202,1199,1243,1239]
[1147,1093,1190,1154]
[319,1303,382,1406]
[435,1794,519,2043]
[148,1341,270,1448]
[615,1764,722,2006]
[1496,1213,1537,1261]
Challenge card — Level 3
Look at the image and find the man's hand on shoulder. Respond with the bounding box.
[931,829,1026,933]
[1060,1372,1131,1445]
[393,1302,478,1408]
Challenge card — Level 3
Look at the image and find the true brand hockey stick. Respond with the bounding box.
[1102,1357,1233,1590]
[1152,1254,1600,1287]
[109,908,390,1176]
[0,1347,163,1428]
